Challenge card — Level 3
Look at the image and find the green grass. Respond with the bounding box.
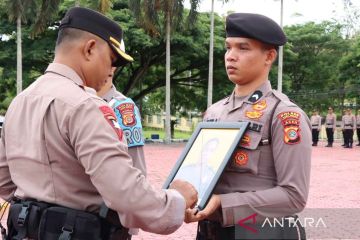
[143,127,192,140]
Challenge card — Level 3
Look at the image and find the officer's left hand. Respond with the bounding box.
[184,194,221,223]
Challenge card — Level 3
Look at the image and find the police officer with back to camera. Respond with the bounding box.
[0,7,198,240]
[325,107,336,147]
[97,68,147,177]
[310,109,321,146]
[342,108,356,148]
[185,13,311,240]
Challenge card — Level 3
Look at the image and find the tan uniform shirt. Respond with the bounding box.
[310,115,322,130]
[325,113,336,129]
[356,114,360,129]
[203,81,312,226]
[102,86,147,176]
[342,114,356,130]
[0,63,185,234]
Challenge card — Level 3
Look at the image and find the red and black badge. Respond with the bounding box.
[116,103,136,127]
[277,111,301,145]
[99,106,123,141]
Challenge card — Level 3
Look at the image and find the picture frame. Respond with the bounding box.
[163,121,249,211]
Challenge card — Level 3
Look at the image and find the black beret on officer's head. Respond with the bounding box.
[59,7,133,67]
[226,13,287,47]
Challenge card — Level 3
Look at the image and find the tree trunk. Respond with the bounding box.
[207,0,214,108]
[164,13,171,144]
[16,15,22,95]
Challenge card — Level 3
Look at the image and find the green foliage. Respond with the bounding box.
[0,0,359,116]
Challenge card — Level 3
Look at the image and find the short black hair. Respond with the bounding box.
[56,28,89,47]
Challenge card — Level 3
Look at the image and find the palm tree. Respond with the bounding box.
[6,0,61,95]
[129,0,200,144]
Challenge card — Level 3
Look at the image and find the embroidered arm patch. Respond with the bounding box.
[99,106,123,141]
[112,98,145,147]
[277,111,301,145]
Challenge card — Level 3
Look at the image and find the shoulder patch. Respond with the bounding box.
[277,111,301,145]
[99,106,123,141]
[113,98,144,147]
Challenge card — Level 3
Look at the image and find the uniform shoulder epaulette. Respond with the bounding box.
[272,90,297,107]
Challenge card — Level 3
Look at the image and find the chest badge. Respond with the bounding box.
[240,134,251,147]
[234,150,248,166]
[252,100,267,111]
[245,110,263,120]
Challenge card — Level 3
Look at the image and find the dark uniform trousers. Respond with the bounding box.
[197,219,306,240]
[343,128,353,147]
[311,129,319,144]
[357,128,360,145]
[325,128,334,144]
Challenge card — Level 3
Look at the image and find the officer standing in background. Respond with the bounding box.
[97,68,147,176]
[356,109,360,146]
[342,108,355,148]
[185,13,311,240]
[325,107,336,147]
[310,109,322,146]
[0,7,198,239]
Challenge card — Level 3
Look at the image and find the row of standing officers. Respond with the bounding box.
[310,108,360,148]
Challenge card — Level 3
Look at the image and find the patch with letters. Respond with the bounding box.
[252,100,267,111]
[277,111,301,145]
[234,150,248,166]
[113,98,144,147]
[245,110,263,120]
[240,134,251,147]
[116,102,137,127]
[99,106,123,141]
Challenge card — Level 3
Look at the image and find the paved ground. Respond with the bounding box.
[133,141,360,240]
[1,141,359,239]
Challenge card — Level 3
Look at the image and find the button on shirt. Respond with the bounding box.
[0,63,185,234]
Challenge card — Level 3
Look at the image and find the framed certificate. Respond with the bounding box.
[163,121,249,211]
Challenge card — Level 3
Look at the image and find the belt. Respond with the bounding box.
[311,125,319,126]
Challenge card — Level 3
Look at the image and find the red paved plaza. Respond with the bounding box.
[133,141,360,240]
[1,141,359,239]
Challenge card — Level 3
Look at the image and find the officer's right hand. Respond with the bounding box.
[170,179,198,209]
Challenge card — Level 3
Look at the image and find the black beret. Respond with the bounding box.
[226,13,287,46]
[59,7,133,67]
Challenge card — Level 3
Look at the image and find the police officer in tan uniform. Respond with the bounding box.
[0,7,198,240]
[310,110,322,146]
[185,13,311,240]
[325,107,336,147]
[98,68,147,176]
[342,108,356,148]
[356,110,360,146]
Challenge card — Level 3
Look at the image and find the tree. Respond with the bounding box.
[129,0,200,143]
[4,0,61,95]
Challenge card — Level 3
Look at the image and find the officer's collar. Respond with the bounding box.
[45,63,85,87]
[101,85,126,102]
[102,85,117,102]
[224,80,273,109]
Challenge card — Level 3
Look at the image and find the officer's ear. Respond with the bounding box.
[83,39,97,62]
[264,48,277,66]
